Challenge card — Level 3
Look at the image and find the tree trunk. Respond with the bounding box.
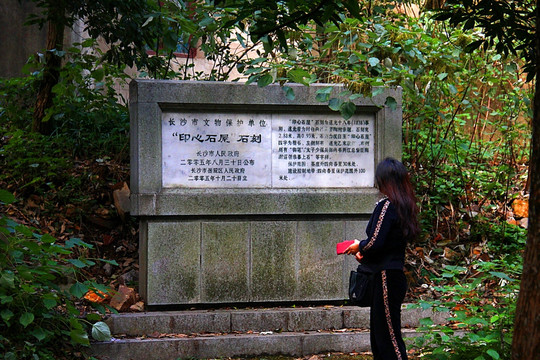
[32,14,65,135]
[511,1,540,358]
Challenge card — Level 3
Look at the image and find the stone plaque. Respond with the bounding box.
[162,112,375,188]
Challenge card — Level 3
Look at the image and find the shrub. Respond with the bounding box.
[0,129,71,196]
[0,38,131,197]
[410,258,521,360]
[258,5,531,251]
[0,76,36,128]
[0,190,114,359]
[0,38,130,162]
[44,42,130,160]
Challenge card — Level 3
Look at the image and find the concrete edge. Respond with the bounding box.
[90,329,423,360]
[105,305,450,336]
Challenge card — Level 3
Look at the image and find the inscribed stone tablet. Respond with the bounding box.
[162,111,374,188]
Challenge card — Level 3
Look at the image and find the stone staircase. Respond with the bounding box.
[90,305,446,360]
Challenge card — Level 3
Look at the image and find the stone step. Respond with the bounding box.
[103,305,446,336]
[91,329,423,360]
[90,305,448,360]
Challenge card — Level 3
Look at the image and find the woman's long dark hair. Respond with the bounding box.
[375,157,420,241]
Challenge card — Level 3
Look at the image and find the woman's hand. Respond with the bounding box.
[355,252,363,263]
[344,240,360,255]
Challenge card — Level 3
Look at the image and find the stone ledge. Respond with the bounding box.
[105,305,449,336]
[131,189,382,216]
[90,328,465,360]
[90,329,383,360]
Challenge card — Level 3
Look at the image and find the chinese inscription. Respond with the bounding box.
[162,112,374,188]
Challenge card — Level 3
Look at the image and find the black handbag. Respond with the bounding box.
[348,253,393,307]
[348,269,375,307]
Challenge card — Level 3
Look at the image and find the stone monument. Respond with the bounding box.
[130,80,402,306]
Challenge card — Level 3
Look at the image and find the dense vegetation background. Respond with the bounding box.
[0,1,534,359]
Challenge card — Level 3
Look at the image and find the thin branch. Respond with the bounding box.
[222,41,260,79]
[249,0,330,38]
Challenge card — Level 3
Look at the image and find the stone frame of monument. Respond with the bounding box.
[130,80,402,306]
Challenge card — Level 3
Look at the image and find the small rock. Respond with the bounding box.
[519,217,528,229]
[110,285,137,311]
[103,263,113,276]
[118,269,139,285]
[130,301,145,312]
[443,247,459,261]
[506,217,519,226]
[113,182,131,220]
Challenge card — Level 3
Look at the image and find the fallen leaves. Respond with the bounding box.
[84,290,110,304]
[506,197,529,229]
[83,284,145,312]
[0,158,145,316]
[511,198,528,218]
[130,301,145,312]
[113,182,130,221]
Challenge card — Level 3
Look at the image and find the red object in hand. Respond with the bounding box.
[336,240,356,255]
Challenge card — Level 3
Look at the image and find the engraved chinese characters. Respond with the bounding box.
[162,112,271,187]
[162,112,374,188]
[272,114,374,188]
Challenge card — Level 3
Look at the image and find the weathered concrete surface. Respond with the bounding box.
[90,305,450,359]
[142,218,372,305]
[91,329,430,360]
[103,305,448,336]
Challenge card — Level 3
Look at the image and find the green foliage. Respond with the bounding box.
[0,76,36,126]
[25,0,166,77]
[432,0,535,80]
[0,192,113,359]
[254,1,530,248]
[470,220,527,258]
[35,40,130,158]
[22,0,364,82]
[0,128,71,196]
[144,0,255,81]
[0,39,130,196]
[22,0,372,82]
[410,258,521,360]
[213,0,361,46]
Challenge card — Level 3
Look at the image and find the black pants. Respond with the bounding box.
[369,269,408,360]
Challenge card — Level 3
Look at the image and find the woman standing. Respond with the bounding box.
[345,157,419,360]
